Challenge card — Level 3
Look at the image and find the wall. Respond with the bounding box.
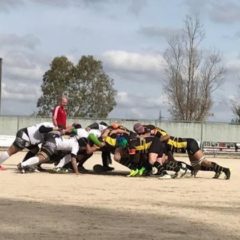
[0,116,240,143]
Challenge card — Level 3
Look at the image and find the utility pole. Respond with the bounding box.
[0,58,2,115]
[158,110,162,121]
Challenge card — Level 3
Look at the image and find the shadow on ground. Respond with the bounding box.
[0,198,239,240]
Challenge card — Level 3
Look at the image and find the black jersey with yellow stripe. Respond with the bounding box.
[132,135,167,158]
[130,136,153,153]
[166,137,200,155]
[166,137,188,153]
[103,136,118,153]
[144,124,169,138]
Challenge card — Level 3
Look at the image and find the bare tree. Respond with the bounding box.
[232,86,240,123]
[232,104,240,123]
[164,16,225,121]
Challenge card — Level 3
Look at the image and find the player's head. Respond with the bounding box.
[60,96,68,106]
[133,123,145,134]
[72,123,82,129]
[99,121,108,127]
[111,122,120,129]
[99,121,108,132]
[116,136,128,149]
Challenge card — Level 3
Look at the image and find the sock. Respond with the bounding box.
[164,160,181,172]
[211,162,225,173]
[102,151,112,166]
[185,163,194,171]
[153,162,166,175]
[22,151,36,162]
[0,151,10,164]
[21,156,40,168]
[55,154,71,168]
[200,165,213,171]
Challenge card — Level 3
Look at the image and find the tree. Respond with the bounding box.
[232,86,240,123]
[163,16,225,121]
[68,56,117,118]
[232,104,240,123]
[37,56,75,116]
[37,55,117,118]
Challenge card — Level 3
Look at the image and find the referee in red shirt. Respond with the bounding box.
[52,96,68,129]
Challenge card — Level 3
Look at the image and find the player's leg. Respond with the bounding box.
[101,149,114,171]
[0,128,29,169]
[187,139,230,179]
[18,134,55,173]
[22,145,39,162]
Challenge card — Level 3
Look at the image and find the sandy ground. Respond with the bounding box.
[0,151,240,240]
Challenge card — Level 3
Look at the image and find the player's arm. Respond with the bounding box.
[160,134,170,142]
[86,122,99,130]
[109,128,130,136]
[88,133,105,147]
[151,128,170,142]
[85,143,100,154]
[101,128,112,138]
[71,154,79,175]
[39,125,58,133]
[52,106,60,127]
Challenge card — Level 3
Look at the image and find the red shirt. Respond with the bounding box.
[52,105,67,129]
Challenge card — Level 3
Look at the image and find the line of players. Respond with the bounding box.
[0,121,231,179]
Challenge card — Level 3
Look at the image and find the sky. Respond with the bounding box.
[0,0,240,122]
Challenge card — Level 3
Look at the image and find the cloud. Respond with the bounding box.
[101,50,167,89]
[102,50,166,75]
[29,0,146,14]
[109,91,169,119]
[0,0,112,13]
[184,0,209,15]
[101,50,170,120]
[0,33,41,51]
[0,33,49,114]
[0,34,46,84]
[2,82,40,101]
[117,91,168,108]
[184,0,240,24]
[139,26,181,40]
[30,0,110,8]
[209,1,240,24]
[211,96,235,122]
[225,58,240,79]
[0,0,24,12]
[128,0,147,16]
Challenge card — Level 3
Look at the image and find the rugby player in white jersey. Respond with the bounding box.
[52,127,103,172]
[18,131,81,174]
[0,122,59,169]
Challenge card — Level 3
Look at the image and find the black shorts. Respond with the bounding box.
[50,151,68,164]
[148,137,165,157]
[13,128,30,149]
[186,138,200,155]
[167,138,200,155]
[41,133,58,157]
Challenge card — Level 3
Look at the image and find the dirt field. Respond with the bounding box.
[0,152,240,240]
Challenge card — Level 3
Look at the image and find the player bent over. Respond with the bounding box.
[17,132,81,175]
[0,122,59,170]
[133,123,231,180]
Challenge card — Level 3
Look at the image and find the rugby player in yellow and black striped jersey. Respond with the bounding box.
[94,127,173,177]
[133,123,231,180]
[115,134,173,178]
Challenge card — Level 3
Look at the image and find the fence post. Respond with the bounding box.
[200,121,204,150]
[17,116,20,131]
